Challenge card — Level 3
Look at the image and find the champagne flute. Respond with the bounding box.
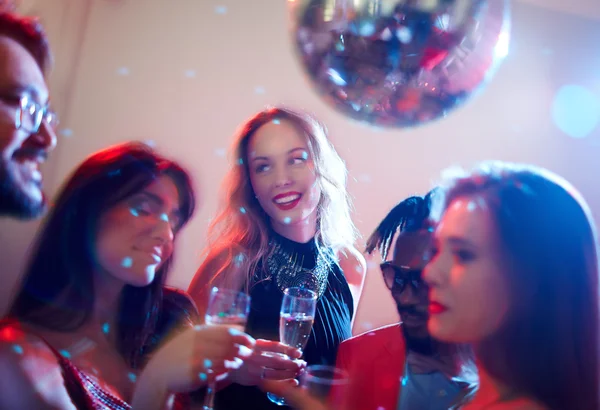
[203,287,251,410]
[266,287,317,406]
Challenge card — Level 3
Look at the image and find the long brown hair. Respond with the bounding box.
[432,161,599,410]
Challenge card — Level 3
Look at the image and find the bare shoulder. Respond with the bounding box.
[190,244,246,287]
[0,323,75,409]
[188,244,248,314]
[336,246,367,285]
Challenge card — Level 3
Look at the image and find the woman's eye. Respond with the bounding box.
[290,156,306,165]
[454,249,475,263]
[129,200,152,217]
[255,164,269,173]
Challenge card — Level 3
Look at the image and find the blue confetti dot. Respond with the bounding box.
[239,207,246,214]
[301,151,308,160]
[283,217,291,224]
[204,359,212,369]
[159,213,169,222]
[108,169,121,177]
[128,372,137,382]
[59,349,71,358]
[402,376,408,386]
[552,85,600,139]
[102,323,110,334]
[129,208,139,217]
[121,257,133,268]
[60,128,73,137]
[238,158,244,165]
[272,119,280,124]
[199,372,208,381]
[12,344,23,354]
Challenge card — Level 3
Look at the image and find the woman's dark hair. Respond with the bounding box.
[432,162,599,410]
[10,142,197,368]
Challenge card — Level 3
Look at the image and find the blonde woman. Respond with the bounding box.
[188,106,366,409]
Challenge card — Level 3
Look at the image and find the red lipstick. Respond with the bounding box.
[272,192,302,211]
[428,301,448,315]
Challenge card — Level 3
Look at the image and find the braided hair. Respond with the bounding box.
[365,189,436,261]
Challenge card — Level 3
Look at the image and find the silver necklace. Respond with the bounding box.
[265,240,332,298]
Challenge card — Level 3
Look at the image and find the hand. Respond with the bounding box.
[142,325,255,394]
[261,379,332,410]
[229,339,305,386]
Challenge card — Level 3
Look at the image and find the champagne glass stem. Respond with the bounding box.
[203,380,216,410]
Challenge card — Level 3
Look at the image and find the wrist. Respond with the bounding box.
[131,364,170,410]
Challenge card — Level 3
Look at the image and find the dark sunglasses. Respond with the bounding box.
[380,261,424,292]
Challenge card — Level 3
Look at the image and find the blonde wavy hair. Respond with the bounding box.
[190,107,358,308]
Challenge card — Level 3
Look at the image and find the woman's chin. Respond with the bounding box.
[123,269,157,287]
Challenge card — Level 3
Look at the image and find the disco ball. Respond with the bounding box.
[289,0,510,128]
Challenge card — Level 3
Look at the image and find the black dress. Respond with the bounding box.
[214,230,355,410]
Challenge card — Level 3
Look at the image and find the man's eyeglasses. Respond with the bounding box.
[380,261,424,292]
[2,95,59,134]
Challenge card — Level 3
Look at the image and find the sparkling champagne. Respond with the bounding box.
[279,312,314,351]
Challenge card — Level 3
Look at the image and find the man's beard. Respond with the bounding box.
[402,327,436,356]
[0,165,46,219]
[398,304,436,356]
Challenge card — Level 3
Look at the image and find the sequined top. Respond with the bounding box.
[215,230,355,410]
[37,338,192,410]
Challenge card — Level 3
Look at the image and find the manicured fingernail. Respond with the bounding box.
[228,327,243,336]
[198,372,207,382]
[238,345,253,357]
[204,359,212,369]
[225,357,243,369]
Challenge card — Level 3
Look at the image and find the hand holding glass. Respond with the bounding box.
[203,287,251,410]
[267,287,317,406]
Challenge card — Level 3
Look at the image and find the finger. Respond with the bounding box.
[194,325,256,349]
[204,340,254,364]
[197,369,229,386]
[258,352,306,372]
[195,360,228,380]
[226,328,256,348]
[261,367,300,381]
[255,339,302,359]
[224,357,244,370]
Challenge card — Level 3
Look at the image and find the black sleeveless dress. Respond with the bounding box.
[214,230,355,410]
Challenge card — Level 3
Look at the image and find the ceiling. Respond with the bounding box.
[518,0,600,20]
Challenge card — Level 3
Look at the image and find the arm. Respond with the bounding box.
[131,325,256,410]
[337,246,367,328]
